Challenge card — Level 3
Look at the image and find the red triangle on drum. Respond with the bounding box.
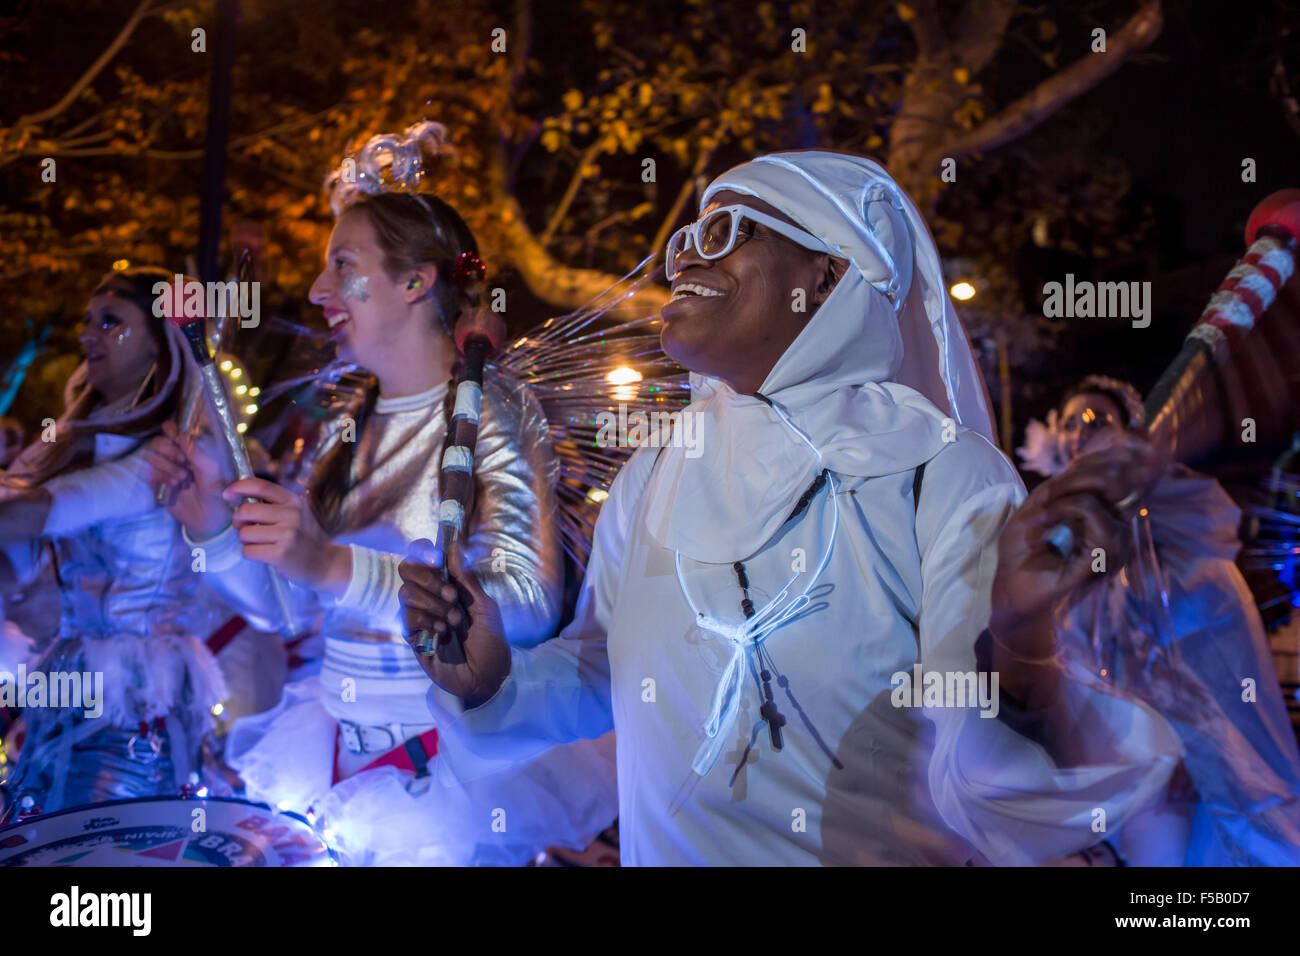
[136,839,185,861]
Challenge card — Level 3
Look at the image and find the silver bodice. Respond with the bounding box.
[206,366,564,650]
[51,495,222,644]
[325,367,564,646]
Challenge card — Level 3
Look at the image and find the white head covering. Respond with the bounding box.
[641,150,997,562]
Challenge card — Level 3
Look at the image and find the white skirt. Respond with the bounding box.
[226,649,619,867]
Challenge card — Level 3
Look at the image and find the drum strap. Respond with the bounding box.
[205,615,247,656]
[331,727,440,785]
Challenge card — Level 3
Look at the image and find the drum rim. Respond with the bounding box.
[0,794,339,866]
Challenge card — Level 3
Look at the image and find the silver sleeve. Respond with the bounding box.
[462,373,565,648]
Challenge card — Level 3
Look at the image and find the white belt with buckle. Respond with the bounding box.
[337,719,435,755]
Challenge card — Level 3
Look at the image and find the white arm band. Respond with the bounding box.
[335,544,402,623]
[182,521,244,572]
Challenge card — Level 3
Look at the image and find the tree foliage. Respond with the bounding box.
[2,0,1170,442]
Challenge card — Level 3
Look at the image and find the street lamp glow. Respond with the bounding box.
[606,366,642,386]
[950,281,977,301]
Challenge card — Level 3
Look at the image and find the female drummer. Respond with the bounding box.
[150,127,618,866]
[0,265,229,814]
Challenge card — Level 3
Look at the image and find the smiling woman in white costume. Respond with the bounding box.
[148,123,618,866]
[0,266,228,815]
[399,150,1186,866]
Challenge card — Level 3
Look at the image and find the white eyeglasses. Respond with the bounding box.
[665,204,831,281]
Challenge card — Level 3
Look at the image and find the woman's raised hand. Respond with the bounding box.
[991,428,1166,643]
[142,420,231,538]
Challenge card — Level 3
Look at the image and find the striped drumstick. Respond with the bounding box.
[414,306,507,658]
[1046,189,1300,558]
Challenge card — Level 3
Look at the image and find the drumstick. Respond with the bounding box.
[1046,189,1300,558]
[156,251,254,506]
[413,307,507,661]
[166,311,299,634]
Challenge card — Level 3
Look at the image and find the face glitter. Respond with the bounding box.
[115,328,131,345]
[342,274,370,303]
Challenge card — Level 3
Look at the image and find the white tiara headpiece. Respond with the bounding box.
[325,121,450,216]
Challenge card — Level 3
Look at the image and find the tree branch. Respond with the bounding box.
[1271,55,1300,139]
[10,0,155,130]
[950,0,1017,74]
[585,201,652,243]
[906,0,943,57]
[508,0,531,103]
[6,104,343,166]
[497,194,668,314]
[930,0,1163,166]
[60,112,109,141]
[540,138,603,247]
[650,124,727,254]
[485,136,667,314]
[55,130,115,148]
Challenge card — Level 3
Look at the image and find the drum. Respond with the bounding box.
[0,796,337,866]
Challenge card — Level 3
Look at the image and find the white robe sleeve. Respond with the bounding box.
[183,522,318,634]
[917,431,1183,865]
[425,446,656,782]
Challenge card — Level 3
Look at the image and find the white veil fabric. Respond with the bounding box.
[708,150,996,433]
[641,150,997,563]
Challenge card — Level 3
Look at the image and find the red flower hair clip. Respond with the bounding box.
[451,252,486,288]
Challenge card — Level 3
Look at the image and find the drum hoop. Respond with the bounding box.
[0,794,339,866]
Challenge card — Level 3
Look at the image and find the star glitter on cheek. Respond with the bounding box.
[342,274,370,303]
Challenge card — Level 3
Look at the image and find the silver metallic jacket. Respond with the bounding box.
[3,435,229,808]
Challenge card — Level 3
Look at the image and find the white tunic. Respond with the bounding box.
[430,427,1182,865]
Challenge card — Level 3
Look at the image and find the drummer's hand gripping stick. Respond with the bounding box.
[414,307,507,663]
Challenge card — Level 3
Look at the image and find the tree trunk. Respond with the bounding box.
[494,194,669,316]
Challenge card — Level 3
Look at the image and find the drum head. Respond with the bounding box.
[0,796,337,866]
